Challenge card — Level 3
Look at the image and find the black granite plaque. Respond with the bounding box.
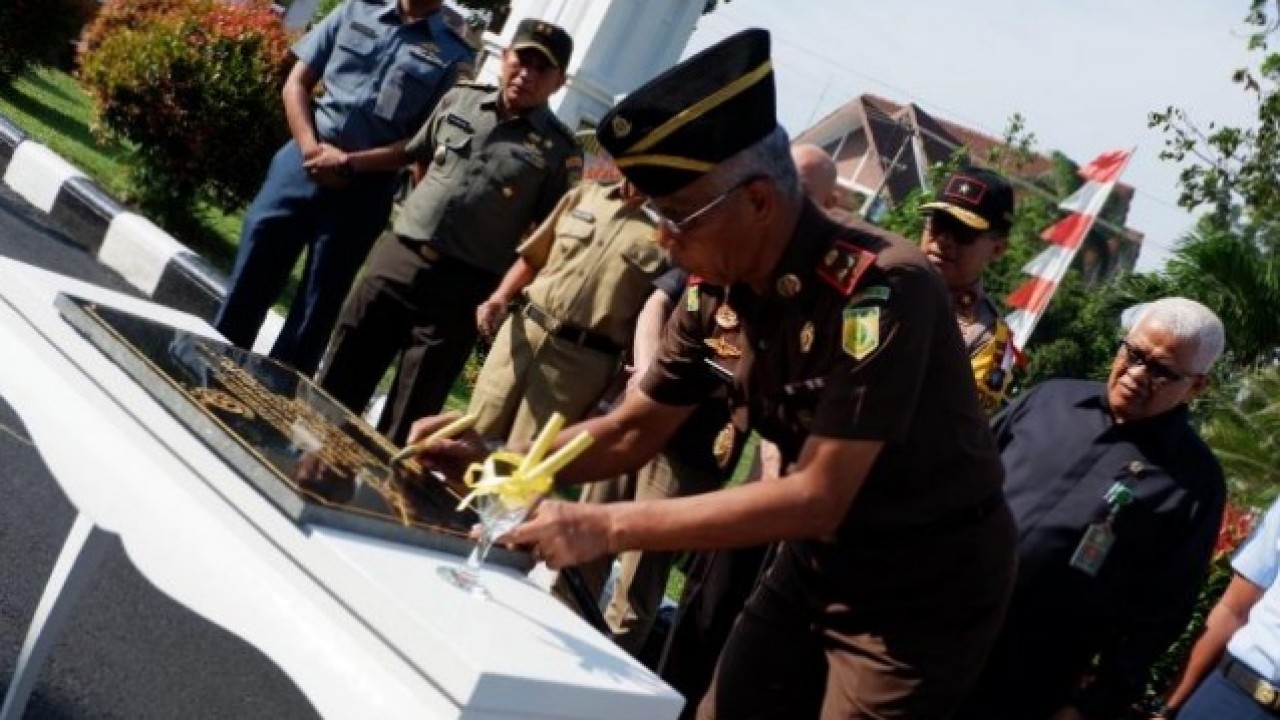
[57,294,529,571]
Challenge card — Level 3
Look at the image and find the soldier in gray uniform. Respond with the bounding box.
[318,19,581,445]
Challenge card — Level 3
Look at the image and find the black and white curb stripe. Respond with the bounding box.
[0,112,282,351]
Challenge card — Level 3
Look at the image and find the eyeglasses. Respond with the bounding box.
[925,211,987,247]
[641,176,761,235]
[1118,339,1187,385]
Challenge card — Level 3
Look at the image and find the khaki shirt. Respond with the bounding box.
[518,181,667,347]
[954,282,1012,413]
[640,203,1003,600]
[395,83,581,275]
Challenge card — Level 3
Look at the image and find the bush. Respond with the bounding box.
[77,0,187,60]
[78,0,293,223]
[1124,502,1260,718]
[0,0,97,85]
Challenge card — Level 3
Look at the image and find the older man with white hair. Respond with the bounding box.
[958,297,1229,720]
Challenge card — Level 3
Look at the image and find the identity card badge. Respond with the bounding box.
[1069,522,1115,577]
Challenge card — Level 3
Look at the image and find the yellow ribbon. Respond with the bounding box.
[454,413,595,511]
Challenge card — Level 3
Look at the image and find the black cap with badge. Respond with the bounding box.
[920,167,1015,235]
[511,18,573,71]
[596,28,777,198]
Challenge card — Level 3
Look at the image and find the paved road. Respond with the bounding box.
[0,185,317,719]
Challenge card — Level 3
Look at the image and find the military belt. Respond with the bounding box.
[1222,656,1280,712]
[518,300,622,357]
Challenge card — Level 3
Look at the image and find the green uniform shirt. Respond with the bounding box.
[518,181,667,347]
[395,83,581,275]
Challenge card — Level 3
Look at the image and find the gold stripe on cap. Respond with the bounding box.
[615,154,716,173]
[624,60,773,156]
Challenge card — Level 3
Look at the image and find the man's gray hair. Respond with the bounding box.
[1131,297,1226,374]
[704,125,802,204]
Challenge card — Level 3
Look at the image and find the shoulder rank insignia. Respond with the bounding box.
[842,305,880,360]
[799,321,815,354]
[817,241,876,296]
[849,284,891,306]
[686,285,700,312]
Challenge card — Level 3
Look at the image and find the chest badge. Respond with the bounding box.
[714,305,739,330]
[800,321,815,354]
[712,423,735,468]
[776,273,802,298]
[842,306,879,360]
[704,336,742,359]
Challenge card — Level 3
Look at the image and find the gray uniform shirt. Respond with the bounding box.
[394,84,581,275]
[293,0,473,151]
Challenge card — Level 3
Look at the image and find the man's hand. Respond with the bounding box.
[403,412,488,483]
[476,297,509,339]
[303,143,353,188]
[501,500,614,569]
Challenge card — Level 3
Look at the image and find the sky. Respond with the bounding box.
[681,0,1260,273]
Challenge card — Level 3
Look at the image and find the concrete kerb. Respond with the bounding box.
[0,110,283,349]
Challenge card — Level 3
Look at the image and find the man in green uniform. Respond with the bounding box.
[919,167,1017,412]
[410,29,1014,717]
[317,19,581,445]
[467,178,666,446]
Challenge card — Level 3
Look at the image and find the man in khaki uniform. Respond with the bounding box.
[919,167,1017,412]
[317,19,580,445]
[467,178,666,445]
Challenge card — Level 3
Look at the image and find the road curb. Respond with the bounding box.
[0,111,282,348]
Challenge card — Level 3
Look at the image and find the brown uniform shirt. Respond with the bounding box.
[517,180,667,347]
[639,202,1004,603]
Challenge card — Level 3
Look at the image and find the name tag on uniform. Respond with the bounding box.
[350,21,377,38]
[446,114,473,132]
[1070,522,1115,576]
[570,209,595,222]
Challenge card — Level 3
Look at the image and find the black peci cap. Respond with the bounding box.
[920,168,1015,234]
[596,28,777,197]
[511,18,573,70]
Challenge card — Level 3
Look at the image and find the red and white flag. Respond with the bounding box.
[1004,148,1134,351]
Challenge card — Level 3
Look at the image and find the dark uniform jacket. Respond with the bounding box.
[640,202,1007,612]
[963,379,1227,720]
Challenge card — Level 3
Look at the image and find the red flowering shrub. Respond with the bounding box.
[78,0,294,221]
[0,0,97,85]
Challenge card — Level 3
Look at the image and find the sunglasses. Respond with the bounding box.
[642,176,762,235]
[1118,339,1187,385]
[925,211,987,246]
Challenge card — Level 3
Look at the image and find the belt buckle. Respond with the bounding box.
[1254,681,1278,707]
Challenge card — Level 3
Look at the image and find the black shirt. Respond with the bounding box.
[963,379,1226,720]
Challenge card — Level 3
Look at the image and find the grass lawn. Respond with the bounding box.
[0,65,245,272]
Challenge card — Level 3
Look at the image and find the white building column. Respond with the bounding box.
[478,0,703,131]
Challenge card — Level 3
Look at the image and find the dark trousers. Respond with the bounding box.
[660,544,771,720]
[317,234,500,445]
[1180,665,1280,720]
[214,140,394,375]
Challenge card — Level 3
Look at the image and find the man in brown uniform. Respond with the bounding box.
[411,29,1015,717]
[467,178,666,445]
[317,19,580,444]
[919,167,1017,413]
